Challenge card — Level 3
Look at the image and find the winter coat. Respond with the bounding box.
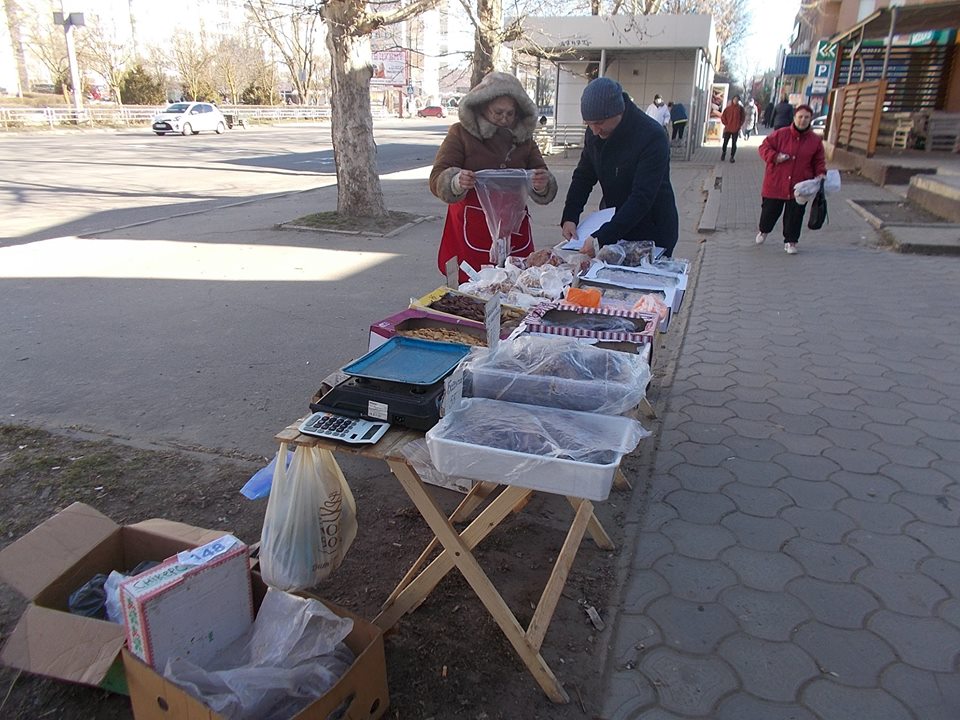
[772,100,794,130]
[721,102,745,133]
[561,96,679,255]
[758,124,827,200]
[429,72,558,279]
[670,103,688,123]
[743,102,757,130]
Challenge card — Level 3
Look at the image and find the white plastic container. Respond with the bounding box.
[426,398,648,501]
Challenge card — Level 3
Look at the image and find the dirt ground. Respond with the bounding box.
[0,422,642,720]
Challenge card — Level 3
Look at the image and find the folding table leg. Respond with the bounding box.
[386,460,570,704]
[566,496,615,550]
[382,480,497,607]
[376,466,531,630]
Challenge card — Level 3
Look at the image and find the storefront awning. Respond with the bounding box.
[827,0,960,47]
[782,54,810,76]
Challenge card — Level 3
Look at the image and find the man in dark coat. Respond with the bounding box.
[560,77,679,257]
[772,95,794,130]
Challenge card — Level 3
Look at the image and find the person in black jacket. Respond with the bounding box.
[560,77,679,257]
[772,95,794,130]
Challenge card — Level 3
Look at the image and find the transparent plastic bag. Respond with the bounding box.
[473,169,532,266]
[240,449,294,500]
[598,240,654,267]
[259,443,358,591]
[824,169,841,193]
[793,177,821,205]
[426,397,650,500]
[163,588,355,720]
[457,335,651,415]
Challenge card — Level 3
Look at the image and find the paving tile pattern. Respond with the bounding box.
[602,141,960,719]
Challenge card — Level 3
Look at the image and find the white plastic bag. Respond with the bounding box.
[824,169,841,193]
[793,177,821,205]
[259,443,357,591]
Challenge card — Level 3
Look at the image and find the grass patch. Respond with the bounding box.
[286,210,422,234]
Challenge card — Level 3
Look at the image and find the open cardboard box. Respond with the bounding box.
[122,572,389,720]
[0,502,227,693]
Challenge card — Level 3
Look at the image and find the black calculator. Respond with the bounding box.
[298,411,390,444]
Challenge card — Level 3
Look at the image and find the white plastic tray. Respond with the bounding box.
[425,399,643,501]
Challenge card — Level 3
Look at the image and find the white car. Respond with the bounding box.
[152,102,227,136]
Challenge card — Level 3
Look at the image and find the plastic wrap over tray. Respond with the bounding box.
[522,302,657,344]
[426,397,649,500]
[458,335,651,415]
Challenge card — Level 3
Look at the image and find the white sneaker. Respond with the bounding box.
[785,243,798,255]
[755,232,767,245]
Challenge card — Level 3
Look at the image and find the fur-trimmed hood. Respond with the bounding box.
[457,72,538,144]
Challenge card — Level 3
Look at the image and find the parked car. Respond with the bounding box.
[152,102,227,136]
[417,105,447,118]
[811,115,827,134]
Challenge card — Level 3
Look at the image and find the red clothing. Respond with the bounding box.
[758,125,827,200]
[720,102,745,133]
[437,189,533,278]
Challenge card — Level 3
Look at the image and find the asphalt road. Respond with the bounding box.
[0,119,451,243]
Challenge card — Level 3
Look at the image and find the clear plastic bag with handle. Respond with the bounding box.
[473,169,532,266]
[259,443,358,591]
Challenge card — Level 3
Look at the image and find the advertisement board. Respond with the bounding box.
[706,83,728,141]
[371,50,407,87]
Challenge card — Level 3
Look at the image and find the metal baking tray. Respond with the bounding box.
[341,336,471,385]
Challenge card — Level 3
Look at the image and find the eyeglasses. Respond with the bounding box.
[487,108,516,120]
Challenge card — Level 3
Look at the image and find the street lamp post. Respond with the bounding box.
[53,4,85,121]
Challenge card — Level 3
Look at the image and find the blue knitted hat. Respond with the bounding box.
[581,78,625,121]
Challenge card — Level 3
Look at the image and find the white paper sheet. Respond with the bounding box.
[560,208,615,250]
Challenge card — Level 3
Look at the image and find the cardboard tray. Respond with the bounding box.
[368,308,487,351]
[521,302,657,344]
[411,287,525,334]
[123,572,389,719]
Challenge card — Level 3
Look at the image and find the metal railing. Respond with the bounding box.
[0,104,393,129]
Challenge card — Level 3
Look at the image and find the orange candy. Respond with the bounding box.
[564,287,602,308]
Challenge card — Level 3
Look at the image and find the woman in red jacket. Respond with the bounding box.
[755,104,826,255]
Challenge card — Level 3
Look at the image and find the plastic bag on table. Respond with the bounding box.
[515,264,572,300]
[458,265,516,299]
[163,588,355,720]
[598,240,654,267]
[457,335,651,415]
[259,443,358,591]
[428,396,650,464]
[595,242,626,266]
[473,169,532,266]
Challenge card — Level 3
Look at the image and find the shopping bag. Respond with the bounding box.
[259,442,358,591]
[807,179,828,230]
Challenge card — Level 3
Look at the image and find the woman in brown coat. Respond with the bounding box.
[429,72,558,280]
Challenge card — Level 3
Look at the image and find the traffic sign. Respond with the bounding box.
[816,40,837,61]
[814,62,832,79]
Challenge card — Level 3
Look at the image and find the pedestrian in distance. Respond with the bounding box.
[668,101,688,141]
[755,104,826,255]
[720,94,745,163]
[429,71,558,281]
[644,94,671,136]
[561,77,679,258]
[772,94,794,130]
[762,101,775,128]
[742,98,758,139]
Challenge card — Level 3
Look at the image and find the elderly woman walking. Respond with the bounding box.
[755,104,826,255]
[429,72,558,280]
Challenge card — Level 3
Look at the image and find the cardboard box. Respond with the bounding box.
[121,535,253,671]
[0,502,226,693]
[123,572,390,720]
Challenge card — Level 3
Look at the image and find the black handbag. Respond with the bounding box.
[807,179,827,230]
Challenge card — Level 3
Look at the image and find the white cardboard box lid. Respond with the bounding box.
[0,604,126,685]
[0,502,118,600]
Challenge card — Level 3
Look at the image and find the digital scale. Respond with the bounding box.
[307,337,471,439]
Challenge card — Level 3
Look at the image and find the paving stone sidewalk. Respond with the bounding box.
[601,134,960,720]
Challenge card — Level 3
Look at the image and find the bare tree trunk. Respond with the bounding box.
[4,0,30,94]
[470,0,502,88]
[322,2,387,217]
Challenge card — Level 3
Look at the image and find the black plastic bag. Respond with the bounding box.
[807,179,827,230]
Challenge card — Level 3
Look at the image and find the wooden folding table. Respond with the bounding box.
[275,421,626,704]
